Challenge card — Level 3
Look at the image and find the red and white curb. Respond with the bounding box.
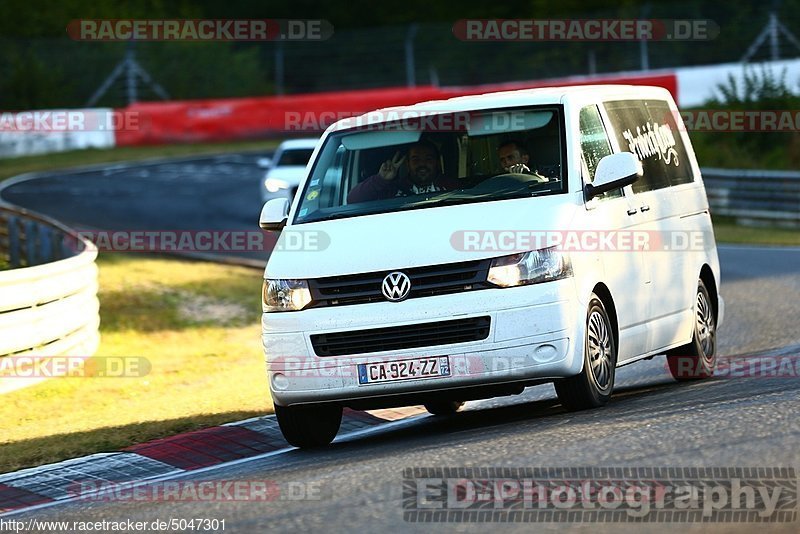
[0,407,426,516]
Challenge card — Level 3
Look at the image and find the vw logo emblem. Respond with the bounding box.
[381,271,411,301]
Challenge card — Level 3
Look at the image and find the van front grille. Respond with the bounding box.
[307,259,491,307]
[310,316,491,356]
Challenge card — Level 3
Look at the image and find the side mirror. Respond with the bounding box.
[259,198,290,231]
[257,157,273,169]
[584,152,643,200]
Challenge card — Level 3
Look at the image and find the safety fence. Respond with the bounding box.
[0,204,99,361]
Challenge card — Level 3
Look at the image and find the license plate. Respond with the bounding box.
[357,356,450,385]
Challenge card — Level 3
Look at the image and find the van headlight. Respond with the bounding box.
[262,279,312,312]
[265,178,290,193]
[487,246,572,287]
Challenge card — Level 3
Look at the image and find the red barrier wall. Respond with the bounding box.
[115,72,677,146]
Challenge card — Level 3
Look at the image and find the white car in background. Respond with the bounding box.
[260,138,319,204]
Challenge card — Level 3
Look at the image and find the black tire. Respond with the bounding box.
[555,294,617,411]
[275,403,342,448]
[666,279,717,381]
[423,401,464,416]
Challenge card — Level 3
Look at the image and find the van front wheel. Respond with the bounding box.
[555,295,616,411]
[275,403,342,448]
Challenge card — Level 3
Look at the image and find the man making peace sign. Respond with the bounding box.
[347,140,460,203]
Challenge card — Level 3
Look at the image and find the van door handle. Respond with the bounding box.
[639,205,651,212]
[626,208,638,216]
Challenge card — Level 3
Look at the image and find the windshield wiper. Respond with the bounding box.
[300,211,361,223]
[419,197,490,207]
[416,191,545,208]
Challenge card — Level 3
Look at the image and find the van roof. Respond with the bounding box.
[330,84,672,132]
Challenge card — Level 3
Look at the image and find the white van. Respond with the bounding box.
[259,85,724,448]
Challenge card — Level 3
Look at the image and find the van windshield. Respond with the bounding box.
[293,106,566,224]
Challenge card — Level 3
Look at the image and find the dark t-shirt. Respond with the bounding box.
[347,173,461,203]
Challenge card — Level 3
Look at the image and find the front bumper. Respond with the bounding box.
[262,278,583,406]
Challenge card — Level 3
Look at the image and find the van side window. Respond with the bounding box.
[603,99,694,193]
[579,105,621,200]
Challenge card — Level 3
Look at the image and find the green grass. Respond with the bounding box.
[712,216,800,246]
[689,130,800,170]
[0,139,279,182]
[0,254,271,473]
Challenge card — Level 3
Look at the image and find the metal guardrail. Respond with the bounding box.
[702,167,800,226]
[0,204,99,360]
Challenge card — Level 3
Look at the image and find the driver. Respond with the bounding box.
[497,139,532,174]
[347,141,459,203]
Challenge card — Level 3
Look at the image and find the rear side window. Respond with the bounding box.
[603,99,694,193]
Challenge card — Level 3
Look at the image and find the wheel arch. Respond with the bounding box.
[590,282,619,353]
[699,264,718,323]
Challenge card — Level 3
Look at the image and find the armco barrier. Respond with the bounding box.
[702,168,800,227]
[0,204,99,361]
